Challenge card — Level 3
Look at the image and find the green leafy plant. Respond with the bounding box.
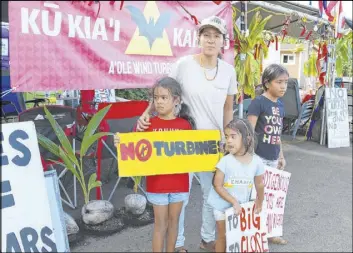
[234,11,272,98]
[304,31,352,78]
[304,53,318,77]
[282,36,303,45]
[116,88,150,101]
[132,176,142,193]
[342,60,353,77]
[38,105,114,204]
[336,31,353,77]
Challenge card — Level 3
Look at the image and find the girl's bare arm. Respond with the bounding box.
[247,115,258,130]
[254,175,264,202]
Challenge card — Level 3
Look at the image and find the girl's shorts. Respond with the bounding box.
[213,209,226,221]
[146,192,189,206]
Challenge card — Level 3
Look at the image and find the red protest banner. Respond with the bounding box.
[9,1,234,91]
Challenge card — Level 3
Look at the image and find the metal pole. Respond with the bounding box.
[322,14,337,145]
[231,1,330,26]
[320,99,326,145]
[320,23,336,145]
[238,1,247,119]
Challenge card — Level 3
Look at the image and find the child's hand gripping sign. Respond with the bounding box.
[116,130,222,177]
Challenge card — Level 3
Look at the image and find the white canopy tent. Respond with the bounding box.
[232,1,351,40]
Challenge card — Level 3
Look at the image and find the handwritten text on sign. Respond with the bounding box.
[251,166,291,237]
[325,88,350,148]
[117,130,221,177]
[1,122,57,252]
[225,202,269,253]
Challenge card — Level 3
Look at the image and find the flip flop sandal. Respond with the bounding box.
[269,237,288,245]
[200,240,215,252]
[175,247,188,252]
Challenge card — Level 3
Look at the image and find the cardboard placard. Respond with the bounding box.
[225,201,269,252]
[325,88,350,148]
[117,130,221,176]
[44,170,70,252]
[250,166,291,238]
[1,122,63,252]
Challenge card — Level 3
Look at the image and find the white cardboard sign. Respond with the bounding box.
[225,201,269,253]
[250,166,291,238]
[45,170,70,252]
[1,122,58,252]
[325,88,350,148]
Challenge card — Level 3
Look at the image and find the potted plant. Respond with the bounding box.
[38,105,124,235]
[124,176,146,215]
[118,175,154,227]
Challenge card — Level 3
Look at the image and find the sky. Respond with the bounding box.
[289,1,352,19]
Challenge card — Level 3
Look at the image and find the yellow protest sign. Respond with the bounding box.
[117,130,222,177]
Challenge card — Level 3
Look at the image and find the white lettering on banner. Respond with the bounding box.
[325,88,350,148]
[92,18,108,41]
[1,122,59,252]
[108,61,172,75]
[173,28,230,49]
[225,202,269,252]
[68,14,86,39]
[21,8,41,35]
[19,4,235,48]
[113,19,120,41]
[173,29,196,48]
[153,62,172,74]
[41,7,62,36]
[250,166,291,238]
[21,5,121,41]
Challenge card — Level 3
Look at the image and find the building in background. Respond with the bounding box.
[280,43,307,89]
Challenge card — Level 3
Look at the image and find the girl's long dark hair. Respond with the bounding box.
[152,77,196,129]
[224,118,256,156]
[179,103,196,130]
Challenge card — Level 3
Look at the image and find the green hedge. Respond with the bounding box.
[115,88,150,101]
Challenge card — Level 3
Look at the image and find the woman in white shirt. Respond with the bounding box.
[136,16,238,252]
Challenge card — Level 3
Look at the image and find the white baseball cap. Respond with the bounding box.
[198,16,228,35]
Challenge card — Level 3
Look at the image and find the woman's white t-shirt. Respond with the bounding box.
[169,55,237,131]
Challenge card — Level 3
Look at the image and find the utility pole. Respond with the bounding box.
[238,1,248,119]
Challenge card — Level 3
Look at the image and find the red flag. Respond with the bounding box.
[335,1,346,38]
[213,1,222,5]
[318,1,324,17]
[325,1,338,22]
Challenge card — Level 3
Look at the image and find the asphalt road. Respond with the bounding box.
[67,139,352,252]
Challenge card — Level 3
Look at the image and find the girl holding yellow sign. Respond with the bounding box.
[115,77,195,252]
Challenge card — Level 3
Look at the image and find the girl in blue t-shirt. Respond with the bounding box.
[248,64,289,170]
[207,118,265,252]
[247,63,289,245]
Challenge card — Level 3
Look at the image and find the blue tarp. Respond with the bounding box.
[345,17,353,30]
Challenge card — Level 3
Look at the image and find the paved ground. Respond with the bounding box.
[64,136,352,252]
